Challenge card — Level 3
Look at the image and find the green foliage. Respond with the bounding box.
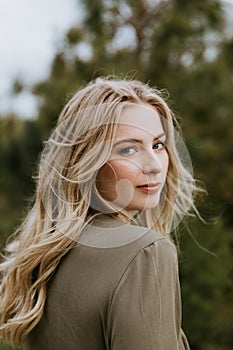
[0,0,232,349]
[0,115,42,243]
[179,219,233,349]
[66,27,82,45]
[11,79,24,95]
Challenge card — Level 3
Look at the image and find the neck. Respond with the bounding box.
[116,210,138,224]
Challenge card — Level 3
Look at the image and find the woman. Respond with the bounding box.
[0,77,202,349]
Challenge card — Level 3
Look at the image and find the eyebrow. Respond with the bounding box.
[113,132,166,148]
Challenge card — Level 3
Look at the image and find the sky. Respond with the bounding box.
[0,0,80,118]
[0,0,232,119]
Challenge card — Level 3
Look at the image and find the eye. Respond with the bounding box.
[119,146,136,155]
[153,142,165,150]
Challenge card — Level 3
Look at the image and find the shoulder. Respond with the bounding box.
[133,238,179,279]
[47,219,177,308]
[108,233,179,316]
[142,237,177,263]
[75,216,177,272]
[122,234,177,277]
[77,215,169,250]
[77,216,178,283]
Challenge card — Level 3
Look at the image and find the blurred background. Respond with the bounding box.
[0,0,232,349]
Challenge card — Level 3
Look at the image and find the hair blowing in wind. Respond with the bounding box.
[0,77,203,348]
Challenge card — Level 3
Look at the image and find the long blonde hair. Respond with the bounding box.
[0,77,202,348]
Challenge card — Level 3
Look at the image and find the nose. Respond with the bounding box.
[141,150,162,174]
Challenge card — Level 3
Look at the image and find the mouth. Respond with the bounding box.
[136,183,161,193]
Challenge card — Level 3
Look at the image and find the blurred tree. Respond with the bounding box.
[179,218,233,349]
[0,116,42,245]
[11,79,24,95]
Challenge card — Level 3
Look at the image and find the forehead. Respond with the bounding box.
[116,104,164,138]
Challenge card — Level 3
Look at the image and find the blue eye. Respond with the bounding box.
[119,147,135,155]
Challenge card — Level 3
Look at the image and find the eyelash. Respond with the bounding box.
[119,142,166,155]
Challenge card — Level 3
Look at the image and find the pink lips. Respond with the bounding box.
[136,183,161,193]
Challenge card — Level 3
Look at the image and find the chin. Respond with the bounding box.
[142,202,160,210]
[140,195,161,210]
[126,200,160,212]
[116,192,162,212]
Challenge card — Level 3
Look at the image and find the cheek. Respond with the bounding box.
[97,160,138,188]
[96,161,138,203]
[109,160,139,182]
[96,163,116,189]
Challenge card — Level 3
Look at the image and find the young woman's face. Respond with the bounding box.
[96,104,169,216]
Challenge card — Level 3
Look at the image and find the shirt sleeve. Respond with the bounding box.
[107,238,190,350]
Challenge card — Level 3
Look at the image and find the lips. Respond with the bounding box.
[136,183,161,193]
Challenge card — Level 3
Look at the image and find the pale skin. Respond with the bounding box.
[96,103,169,218]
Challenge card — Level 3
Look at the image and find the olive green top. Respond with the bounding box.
[24,216,190,350]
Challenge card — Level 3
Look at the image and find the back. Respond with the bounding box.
[24,216,189,350]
